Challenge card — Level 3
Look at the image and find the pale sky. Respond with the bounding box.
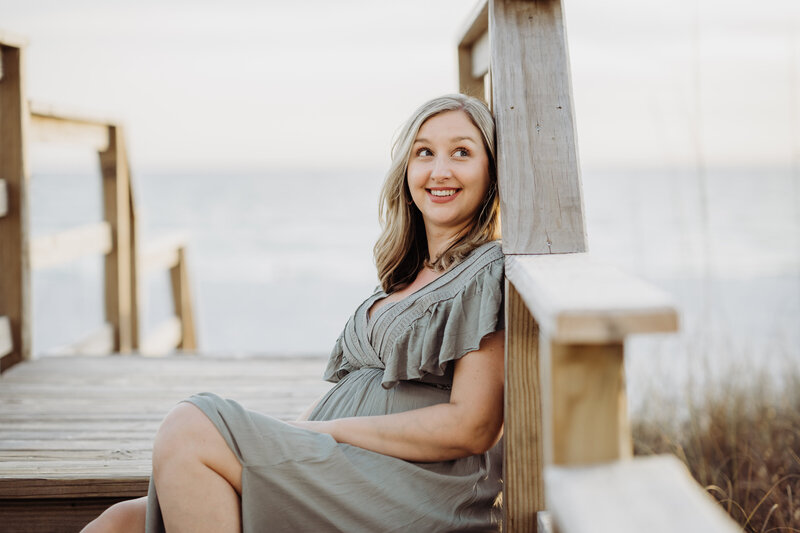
[2,0,799,172]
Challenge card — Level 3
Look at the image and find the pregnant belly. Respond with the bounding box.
[308,367,451,422]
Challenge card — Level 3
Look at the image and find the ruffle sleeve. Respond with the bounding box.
[322,331,354,383]
[380,253,504,389]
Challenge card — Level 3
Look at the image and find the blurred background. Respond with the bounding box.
[3,0,798,408]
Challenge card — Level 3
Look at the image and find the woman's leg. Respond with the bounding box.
[80,496,147,532]
[152,402,243,533]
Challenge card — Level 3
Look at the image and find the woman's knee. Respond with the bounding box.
[153,403,211,465]
[81,497,146,533]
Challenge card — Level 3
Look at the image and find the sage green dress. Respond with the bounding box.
[145,241,505,532]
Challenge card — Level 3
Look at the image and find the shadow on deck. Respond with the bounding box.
[0,354,330,533]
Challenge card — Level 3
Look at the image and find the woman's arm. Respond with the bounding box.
[288,330,504,462]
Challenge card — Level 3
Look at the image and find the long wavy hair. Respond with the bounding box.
[374,94,500,294]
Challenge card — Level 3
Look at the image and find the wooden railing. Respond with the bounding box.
[0,35,196,371]
[458,2,739,532]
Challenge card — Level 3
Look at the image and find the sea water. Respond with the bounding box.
[29,166,799,410]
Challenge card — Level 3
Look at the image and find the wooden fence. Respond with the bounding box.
[0,33,196,372]
[457,2,740,532]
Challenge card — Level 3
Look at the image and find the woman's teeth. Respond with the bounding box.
[429,189,457,197]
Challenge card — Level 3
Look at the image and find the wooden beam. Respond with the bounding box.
[49,323,114,356]
[504,281,545,533]
[471,30,490,79]
[491,0,587,254]
[545,455,740,533]
[29,222,112,270]
[140,234,186,274]
[0,179,7,217]
[99,126,134,352]
[541,339,632,466]
[0,316,12,358]
[28,104,111,151]
[170,248,197,351]
[458,0,489,99]
[0,43,31,372]
[139,317,182,355]
[505,254,678,343]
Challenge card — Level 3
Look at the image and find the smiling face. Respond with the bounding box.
[406,110,491,238]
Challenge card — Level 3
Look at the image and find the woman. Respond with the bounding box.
[82,93,505,533]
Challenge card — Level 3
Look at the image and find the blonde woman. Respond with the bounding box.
[83,93,505,532]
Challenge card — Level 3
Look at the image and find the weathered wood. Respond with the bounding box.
[0,315,12,357]
[0,178,7,216]
[127,163,140,349]
[504,280,545,533]
[505,254,678,343]
[491,0,587,254]
[139,316,181,355]
[541,340,631,466]
[0,496,135,533]
[28,105,111,151]
[458,0,488,99]
[0,354,330,515]
[29,221,113,270]
[545,455,740,533]
[99,126,134,352]
[170,247,197,350]
[0,43,30,372]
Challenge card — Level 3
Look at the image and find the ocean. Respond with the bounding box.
[28,165,800,410]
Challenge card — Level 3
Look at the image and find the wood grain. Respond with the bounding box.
[545,455,740,533]
[28,108,110,151]
[99,126,134,352]
[506,254,678,343]
[491,0,587,254]
[0,43,31,372]
[543,340,632,466]
[504,280,545,533]
[29,221,112,270]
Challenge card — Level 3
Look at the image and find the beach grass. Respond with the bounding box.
[632,362,800,531]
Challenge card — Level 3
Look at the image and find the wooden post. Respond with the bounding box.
[540,340,632,466]
[491,0,587,254]
[99,126,134,352]
[504,281,545,532]
[0,42,31,372]
[458,0,489,100]
[170,247,197,351]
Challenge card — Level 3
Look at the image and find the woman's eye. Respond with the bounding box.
[453,148,470,157]
[416,148,433,157]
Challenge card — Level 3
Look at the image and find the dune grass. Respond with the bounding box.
[632,363,800,532]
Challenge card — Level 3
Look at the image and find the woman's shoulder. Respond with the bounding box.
[447,239,504,286]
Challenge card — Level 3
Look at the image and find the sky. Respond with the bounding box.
[1,0,799,172]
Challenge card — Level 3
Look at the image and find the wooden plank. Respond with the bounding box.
[0,316,11,358]
[471,30,490,79]
[504,281,545,533]
[491,0,587,254]
[0,178,7,217]
[49,323,114,355]
[545,455,740,533]
[0,496,135,533]
[140,233,185,273]
[0,31,28,49]
[542,340,632,466]
[458,0,489,99]
[139,316,181,355]
[28,106,110,151]
[29,222,112,270]
[100,126,134,352]
[170,247,197,350]
[505,254,678,343]
[0,43,31,372]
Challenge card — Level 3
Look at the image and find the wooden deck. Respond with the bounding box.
[0,354,330,532]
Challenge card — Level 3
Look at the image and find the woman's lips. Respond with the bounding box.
[426,188,461,203]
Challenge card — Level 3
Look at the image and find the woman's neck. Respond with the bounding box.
[425,223,471,263]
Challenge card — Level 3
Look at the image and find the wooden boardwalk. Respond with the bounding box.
[0,354,330,532]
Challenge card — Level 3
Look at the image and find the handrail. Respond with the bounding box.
[29,222,113,270]
[28,103,112,150]
[0,179,7,217]
[0,316,11,358]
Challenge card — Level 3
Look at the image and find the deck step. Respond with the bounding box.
[0,354,330,533]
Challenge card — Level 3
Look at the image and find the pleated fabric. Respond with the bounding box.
[145,240,505,532]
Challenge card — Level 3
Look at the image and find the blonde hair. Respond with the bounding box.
[374,94,500,294]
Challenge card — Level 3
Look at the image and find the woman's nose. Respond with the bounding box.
[430,156,453,179]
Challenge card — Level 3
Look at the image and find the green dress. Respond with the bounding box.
[145,241,505,532]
